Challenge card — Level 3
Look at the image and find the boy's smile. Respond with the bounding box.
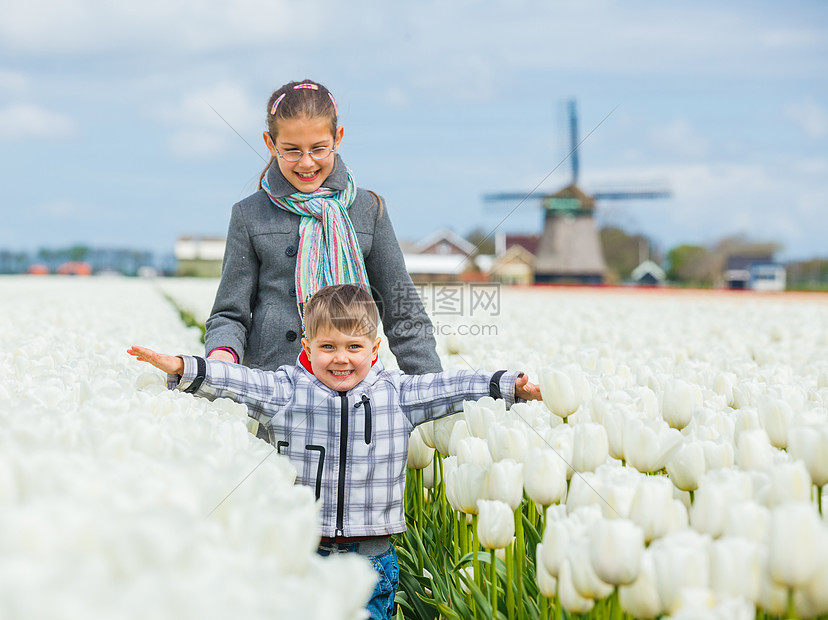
[302,325,380,392]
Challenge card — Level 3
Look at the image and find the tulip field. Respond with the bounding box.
[3,276,828,620]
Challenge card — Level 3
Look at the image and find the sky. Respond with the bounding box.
[1,0,826,262]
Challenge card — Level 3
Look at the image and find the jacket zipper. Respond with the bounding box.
[335,391,349,537]
[356,394,372,444]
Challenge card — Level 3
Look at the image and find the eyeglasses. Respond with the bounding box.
[274,146,336,163]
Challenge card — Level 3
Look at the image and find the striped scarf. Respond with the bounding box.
[262,166,370,318]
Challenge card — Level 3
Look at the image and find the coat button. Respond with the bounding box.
[289,287,296,297]
[285,246,297,257]
[285,330,297,341]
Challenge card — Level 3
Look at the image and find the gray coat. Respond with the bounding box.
[204,155,443,375]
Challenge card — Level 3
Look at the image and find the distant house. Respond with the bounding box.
[175,236,225,277]
[630,260,666,286]
[403,229,478,283]
[56,262,92,276]
[725,255,786,291]
[489,244,536,285]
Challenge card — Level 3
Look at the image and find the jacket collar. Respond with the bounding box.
[264,153,349,198]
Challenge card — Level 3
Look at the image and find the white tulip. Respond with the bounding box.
[666,440,706,493]
[722,500,770,544]
[701,438,735,471]
[486,458,524,510]
[788,424,828,487]
[486,422,529,463]
[434,414,461,456]
[661,378,699,430]
[628,476,674,543]
[768,460,812,505]
[463,397,502,438]
[623,418,682,474]
[407,425,435,469]
[540,364,589,420]
[476,499,515,549]
[589,518,644,586]
[558,558,596,614]
[445,462,487,515]
[535,544,558,598]
[758,397,793,449]
[541,519,570,578]
[422,456,441,489]
[709,537,762,602]
[567,536,613,599]
[602,407,629,461]
[447,419,471,457]
[418,420,436,449]
[794,551,828,619]
[523,446,567,507]
[619,550,664,619]
[757,545,790,616]
[737,428,775,471]
[572,422,609,473]
[768,502,823,588]
[455,436,492,468]
[650,530,710,614]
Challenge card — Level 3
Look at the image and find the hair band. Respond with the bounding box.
[270,93,286,115]
[293,83,319,90]
[328,92,338,115]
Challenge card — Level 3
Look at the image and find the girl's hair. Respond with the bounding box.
[258,79,338,189]
[303,284,378,341]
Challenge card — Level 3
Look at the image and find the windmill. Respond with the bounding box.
[484,100,670,284]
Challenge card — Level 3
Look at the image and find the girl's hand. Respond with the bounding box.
[515,373,542,401]
[127,345,184,375]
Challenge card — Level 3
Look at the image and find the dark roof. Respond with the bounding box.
[505,234,540,255]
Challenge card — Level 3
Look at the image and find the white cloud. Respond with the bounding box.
[0,103,77,143]
[0,0,311,54]
[0,69,30,94]
[785,99,828,139]
[154,80,263,159]
[649,119,710,159]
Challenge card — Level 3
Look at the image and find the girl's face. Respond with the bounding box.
[264,116,344,194]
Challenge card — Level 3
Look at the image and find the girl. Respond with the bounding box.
[204,79,442,378]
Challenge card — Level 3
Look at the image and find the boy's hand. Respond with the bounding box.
[127,345,184,375]
[515,373,542,401]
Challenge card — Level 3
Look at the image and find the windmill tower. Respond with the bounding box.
[485,100,669,284]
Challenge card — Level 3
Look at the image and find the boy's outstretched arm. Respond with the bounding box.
[127,345,184,375]
[515,373,542,401]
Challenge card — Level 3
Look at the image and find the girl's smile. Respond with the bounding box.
[265,116,344,194]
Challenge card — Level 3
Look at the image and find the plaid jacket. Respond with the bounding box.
[173,356,522,538]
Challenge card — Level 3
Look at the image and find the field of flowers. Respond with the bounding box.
[0,276,375,620]
[3,277,828,619]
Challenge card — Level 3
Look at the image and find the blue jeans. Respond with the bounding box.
[317,543,399,620]
[366,545,399,620]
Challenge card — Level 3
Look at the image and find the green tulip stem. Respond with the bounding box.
[563,416,568,424]
[505,542,515,620]
[415,467,424,575]
[438,454,447,543]
[472,513,481,596]
[490,548,498,612]
[458,512,466,558]
[817,483,823,516]
[539,593,548,620]
[514,506,525,620]
[788,588,798,620]
[540,505,547,539]
[688,489,695,506]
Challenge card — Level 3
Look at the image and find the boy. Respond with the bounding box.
[128,284,540,619]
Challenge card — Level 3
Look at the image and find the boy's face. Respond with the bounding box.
[302,325,380,392]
